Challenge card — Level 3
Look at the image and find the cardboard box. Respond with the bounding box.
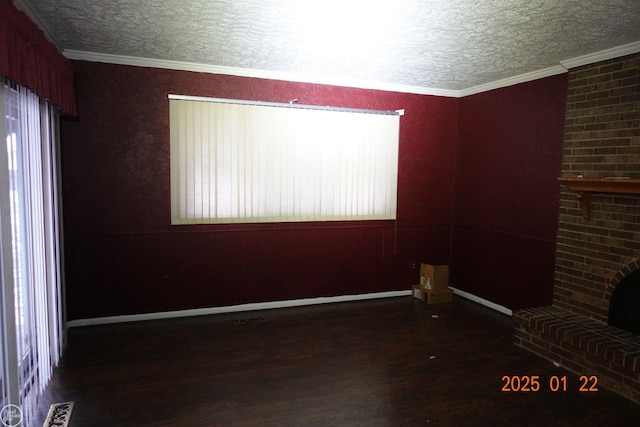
[412,285,424,301]
[424,288,453,304]
[419,264,449,291]
[412,285,453,304]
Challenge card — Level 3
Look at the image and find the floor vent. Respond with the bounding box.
[42,401,74,427]
[233,317,265,325]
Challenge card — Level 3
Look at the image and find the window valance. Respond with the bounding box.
[0,0,76,115]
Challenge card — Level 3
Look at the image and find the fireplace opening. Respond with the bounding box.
[608,268,640,335]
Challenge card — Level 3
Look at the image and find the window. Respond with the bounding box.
[169,96,401,224]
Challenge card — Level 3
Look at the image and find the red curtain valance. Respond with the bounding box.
[0,0,77,115]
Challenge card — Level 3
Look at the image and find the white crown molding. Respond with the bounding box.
[458,65,568,97]
[65,40,640,99]
[560,40,640,70]
[63,50,460,98]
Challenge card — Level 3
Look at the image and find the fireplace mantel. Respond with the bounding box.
[558,177,640,219]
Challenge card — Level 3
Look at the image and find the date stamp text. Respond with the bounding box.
[501,375,598,392]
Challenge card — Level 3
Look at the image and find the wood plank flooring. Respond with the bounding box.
[36,296,640,426]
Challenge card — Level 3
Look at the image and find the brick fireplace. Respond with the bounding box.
[515,52,640,404]
[609,262,640,334]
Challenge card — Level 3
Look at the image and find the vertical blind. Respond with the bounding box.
[170,97,400,224]
[0,81,64,426]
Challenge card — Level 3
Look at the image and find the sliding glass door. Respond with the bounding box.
[1,80,65,426]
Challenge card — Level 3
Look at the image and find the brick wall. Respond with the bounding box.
[515,53,640,405]
[554,52,640,323]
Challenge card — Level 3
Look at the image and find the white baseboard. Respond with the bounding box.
[67,287,512,328]
[66,290,411,328]
[449,286,512,316]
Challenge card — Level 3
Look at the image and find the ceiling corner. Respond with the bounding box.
[560,41,640,70]
[12,0,61,48]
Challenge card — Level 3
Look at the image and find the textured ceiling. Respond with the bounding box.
[15,0,640,93]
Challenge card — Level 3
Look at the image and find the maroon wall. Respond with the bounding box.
[61,61,459,320]
[452,75,569,310]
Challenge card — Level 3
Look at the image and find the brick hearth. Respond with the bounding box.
[515,52,640,404]
[514,306,640,403]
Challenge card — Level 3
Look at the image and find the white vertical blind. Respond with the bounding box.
[0,80,20,418]
[0,81,65,426]
[170,97,400,224]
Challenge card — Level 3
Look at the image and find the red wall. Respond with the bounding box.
[61,61,459,320]
[61,62,569,319]
[452,74,569,310]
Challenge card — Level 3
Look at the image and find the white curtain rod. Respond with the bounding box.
[168,94,404,116]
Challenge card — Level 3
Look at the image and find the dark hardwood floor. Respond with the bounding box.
[36,296,640,426]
